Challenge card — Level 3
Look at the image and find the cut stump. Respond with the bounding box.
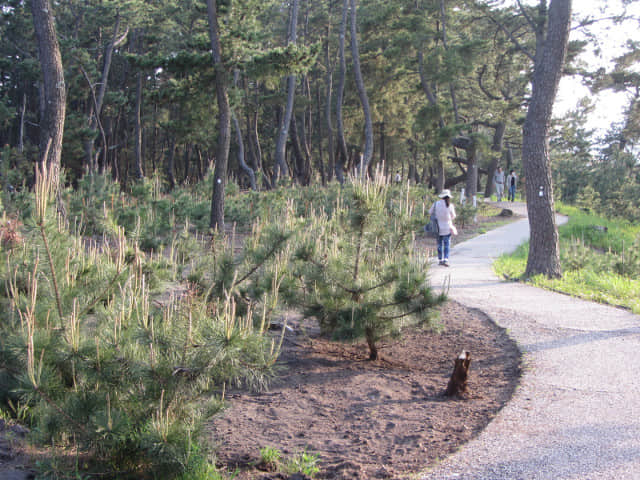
[445,350,471,396]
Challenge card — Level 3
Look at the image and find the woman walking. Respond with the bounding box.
[429,189,457,266]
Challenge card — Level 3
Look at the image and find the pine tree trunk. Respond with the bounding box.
[464,139,478,199]
[31,0,66,184]
[207,0,231,231]
[315,81,326,185]
[349,0,373,175]
[324,22,335,183]
[19,92,26,153]
[166,134,176,191]
[232,71,256,190]
[335,0,349,184]
[233,111,256,190]
[133,30,144,180]
[133,69,144,179]
[484,122,506,198]
[273,0,299,183]
[522,0,571,278]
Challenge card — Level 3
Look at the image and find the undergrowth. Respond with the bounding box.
[0,168,447,478]
[494,205,640,313]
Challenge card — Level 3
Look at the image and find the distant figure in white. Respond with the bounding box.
[493,166,505,202]
[429,189,457,267]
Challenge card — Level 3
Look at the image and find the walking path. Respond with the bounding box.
[422,202,640,480]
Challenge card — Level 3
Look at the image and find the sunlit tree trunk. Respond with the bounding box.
[523,0,572,278]
[31,0,66,185]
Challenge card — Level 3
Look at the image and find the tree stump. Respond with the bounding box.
[445,350,471,396]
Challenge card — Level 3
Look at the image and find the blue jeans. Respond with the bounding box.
[437,234,451,261]
[508,185,516,201]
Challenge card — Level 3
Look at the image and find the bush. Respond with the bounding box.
[290,172,445,360]
[0,166,285,478]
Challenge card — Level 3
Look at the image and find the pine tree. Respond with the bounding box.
[292,171,445,360]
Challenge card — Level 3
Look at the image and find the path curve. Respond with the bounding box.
[422,202,640,480]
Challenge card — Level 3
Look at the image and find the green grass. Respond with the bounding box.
[494,208,640,314]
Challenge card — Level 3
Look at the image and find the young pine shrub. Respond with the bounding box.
[292,170,446,361]
[0,164,283,479]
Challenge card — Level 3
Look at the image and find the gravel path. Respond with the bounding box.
[422,202,640,480]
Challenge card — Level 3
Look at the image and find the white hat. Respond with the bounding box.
[438,189,452,198]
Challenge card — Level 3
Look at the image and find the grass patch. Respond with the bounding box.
[494,208,640,313]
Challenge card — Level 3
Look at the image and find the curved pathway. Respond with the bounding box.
[422,202,640,480]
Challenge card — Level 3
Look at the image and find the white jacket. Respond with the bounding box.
[429,199,457,236]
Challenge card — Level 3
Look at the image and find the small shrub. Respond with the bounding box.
[456,203,477,228]
[284,449,320,478]
[259,446,282,471]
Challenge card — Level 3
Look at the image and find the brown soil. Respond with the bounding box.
[209,301,521,480]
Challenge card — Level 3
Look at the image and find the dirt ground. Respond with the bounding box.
[209,300,522,480]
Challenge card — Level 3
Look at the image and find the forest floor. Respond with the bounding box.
[0,204,521,480]
[210,301,521,480]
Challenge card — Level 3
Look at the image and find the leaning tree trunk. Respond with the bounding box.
[233,112,256,190]
[349,0,373,175]
[207,0,231,231]
[273,0,300,183]
[31,0,66,184]
[522,0,571,278]
[232,71,256,190]
[84,15,127,174]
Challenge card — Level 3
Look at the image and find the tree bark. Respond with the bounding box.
[418,50,445,191]
[232,71,256,190]
[233,111,256,190]
[335,0,349,184]
[324,22,335,183]
[207,0,231,231]
[273,0,300,183]
[315,81,326,185]
[19,93,26,153]
[166,134,176,191]
[522,0,571,278]
[133,30,144,180]
[84,14,127,174]
[483,121,506,197]
[133,67,144,179]
[290,115,308,185]
[440,0,461,125]
[31,0,66,183]
[349,0,374,175]
[445,351,471,396]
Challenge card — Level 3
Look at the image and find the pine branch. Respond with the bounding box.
[39,225,64,323]
[232,235,288,288]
